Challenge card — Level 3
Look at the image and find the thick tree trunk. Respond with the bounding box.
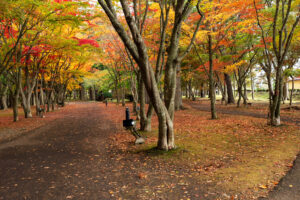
[269,67,283,126]
[208,35,217,119]
[116,88,120,104]
[20,66,36,118]
[80,84,85,101]
[1,85,8,110]
[12,94,19,122]
[225,73,235,104]
[89,86,96,101]
[51,92,56,111]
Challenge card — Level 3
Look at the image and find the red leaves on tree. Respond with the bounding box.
[72,37,99,47]
[54,0,72,3]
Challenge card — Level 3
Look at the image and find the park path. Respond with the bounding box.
[0,102,208,200]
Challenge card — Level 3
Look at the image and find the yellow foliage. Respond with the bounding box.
[224,60,247,74]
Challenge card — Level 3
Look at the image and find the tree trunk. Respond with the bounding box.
[138,73,151,131]
[289,77,294,107]
[251,73,255,100]
[12,68,22,122]
[35,80,41,116]
[80,84,85,101]
[243,81,247,105]
[130,73,139,119]
[175,65,182,110]
[224,73,235,104]
[73,90,77,100]
[20,66,36,118]
[122,86,125,107]
[282,81,289,102]
[51,92,56,111]
[208,35,217,119]
[237,85,242,107]
[1,85,8,110]
[269,67,283,126]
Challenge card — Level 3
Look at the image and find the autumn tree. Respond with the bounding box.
[253,0,300,125]
[97,0,203,150]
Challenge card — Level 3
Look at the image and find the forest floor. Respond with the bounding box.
[0,101,299,199]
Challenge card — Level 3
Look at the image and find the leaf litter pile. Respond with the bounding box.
[107,101,300,199]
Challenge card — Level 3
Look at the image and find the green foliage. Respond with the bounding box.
[102,91,112,99]
[92,63,107,70]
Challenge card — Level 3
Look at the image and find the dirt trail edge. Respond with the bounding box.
[0,102,210,200]
[259,153,300,200]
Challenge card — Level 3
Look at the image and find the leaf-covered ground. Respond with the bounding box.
[110,100,300,199]
[0,101,299,199]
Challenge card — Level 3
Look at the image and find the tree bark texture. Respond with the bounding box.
[208,34,217,119]
[225,73,235,104]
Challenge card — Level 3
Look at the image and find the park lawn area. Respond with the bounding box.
[109,102,300,199]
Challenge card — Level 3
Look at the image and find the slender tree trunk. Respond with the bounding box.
[200,83,205,98]
[289,77,294,107]
[130,73,139,119]
[175,64,182,110]
[12,68,22,122]
[47,90,52,112]
[122,86,125,107]
[185,84,188,98]
[73,90,77,100]
[208,35,217,119]
[40,76,45,106]
[35,80,41,116]
[237,84,242,108]
[51,92,56,111]
[138,73,151,131]
[282,82,289,102]
[251,73,255,100]
[243,81,247,105]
